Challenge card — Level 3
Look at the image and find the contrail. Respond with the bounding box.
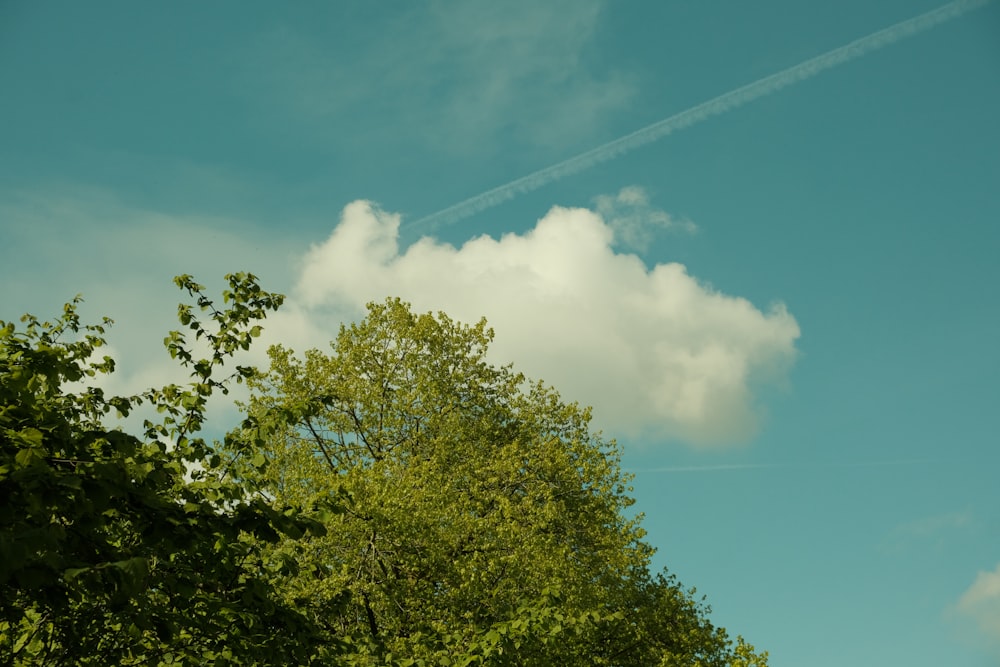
[407,0,992,233]
[639,459,936,473]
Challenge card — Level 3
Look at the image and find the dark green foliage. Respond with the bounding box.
[0,274,335,666]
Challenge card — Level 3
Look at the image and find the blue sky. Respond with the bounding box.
[2,1,999,663]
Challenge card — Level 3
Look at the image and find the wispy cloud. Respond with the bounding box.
[289,199,799,445]
[0,188,300,399]
[409,0,993,232]
[894,511,973,538]
[878,510,974,554]
[248,0,634,156]
[594,186,696,252]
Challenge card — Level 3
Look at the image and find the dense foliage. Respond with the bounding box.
[0,275,333,665]
[240,298,769,666]
[1,278,768,665]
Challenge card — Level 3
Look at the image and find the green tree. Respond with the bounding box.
[0,274,335,666]
[241,297,769,665]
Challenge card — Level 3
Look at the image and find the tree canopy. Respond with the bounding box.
[240,297,768,666]
[1,279,768,666]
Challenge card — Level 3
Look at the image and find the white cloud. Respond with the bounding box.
[3,189,800,446]
[955,563,1000,651]
[291,199,799,445]
[594,186,696,251]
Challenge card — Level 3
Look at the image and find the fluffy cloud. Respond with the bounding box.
[2,189,800,446]
[956,563,1000,647]
[291,199,799,445]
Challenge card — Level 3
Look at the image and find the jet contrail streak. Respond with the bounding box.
[639,459,936,473]
[407,0,991,233]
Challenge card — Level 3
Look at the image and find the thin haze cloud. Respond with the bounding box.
[407,0,992,233]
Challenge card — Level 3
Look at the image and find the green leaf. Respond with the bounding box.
[17,427,44,447]
[14,447,41,467]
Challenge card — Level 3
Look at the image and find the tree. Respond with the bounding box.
[240,297,769,665]
[0,274,336,666]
